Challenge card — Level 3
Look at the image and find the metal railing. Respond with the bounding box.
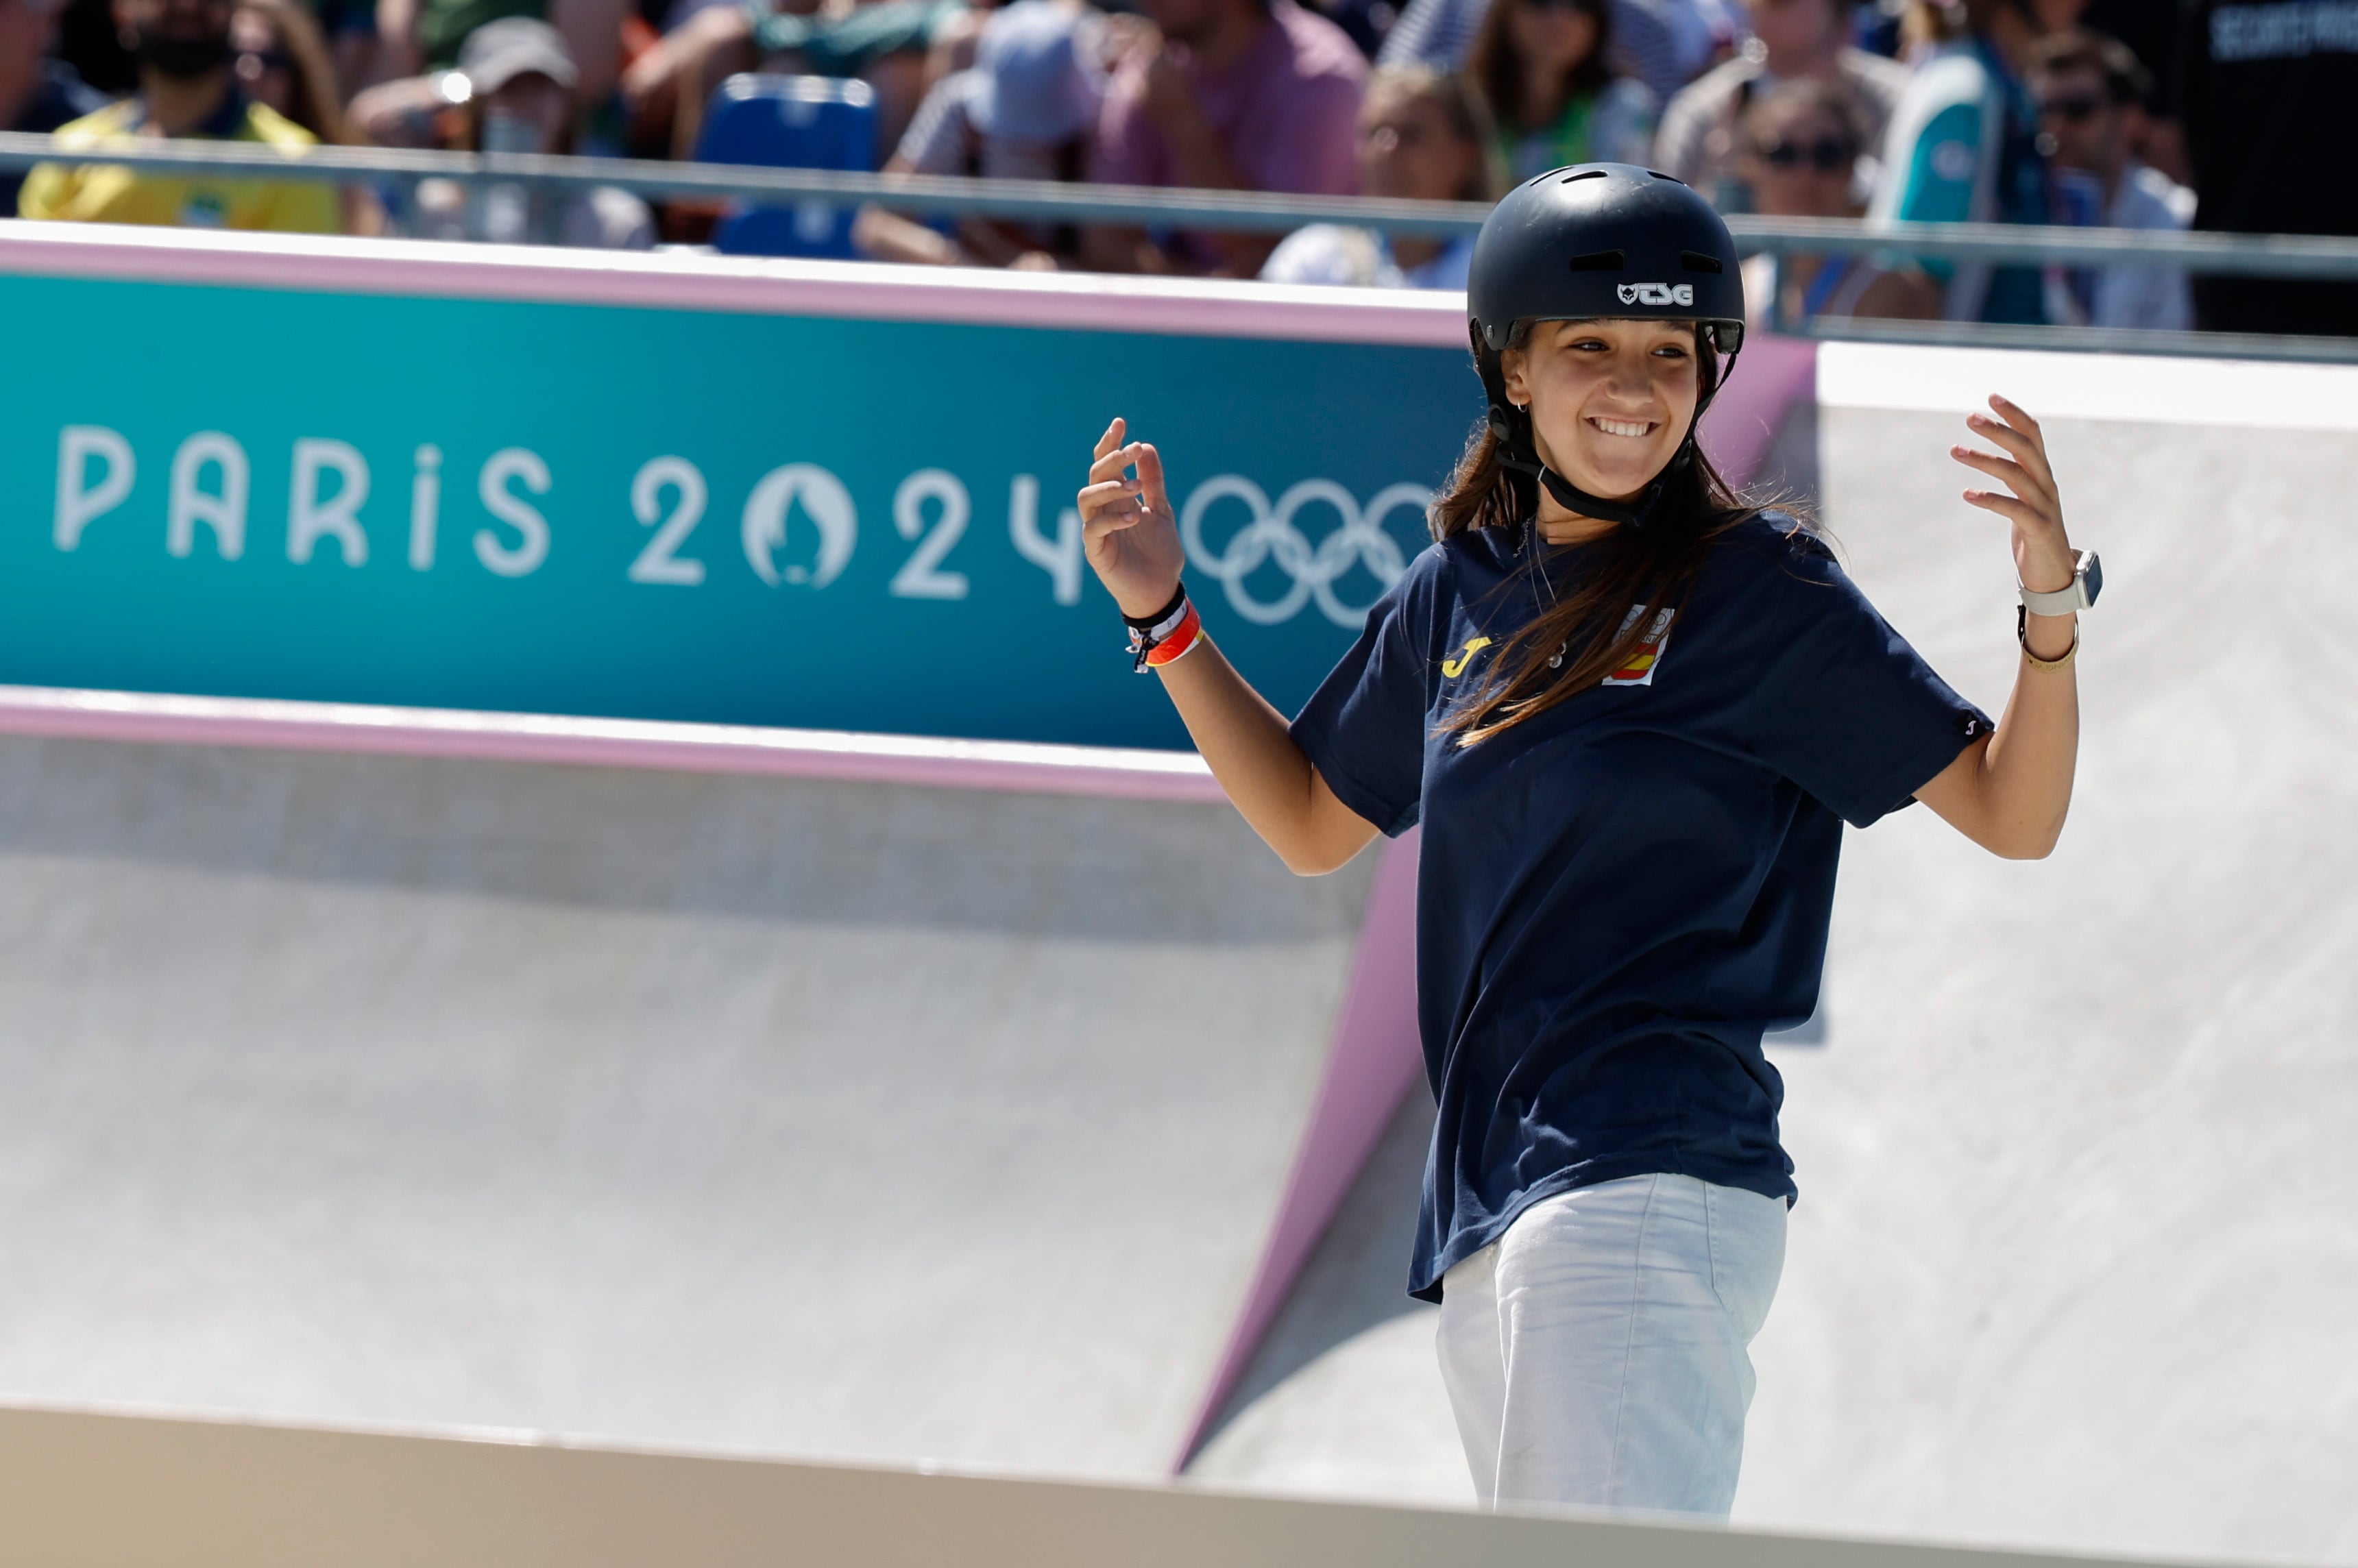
[0,131,1496,234]
[4,131,2355,360]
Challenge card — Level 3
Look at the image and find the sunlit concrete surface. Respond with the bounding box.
[0,748,1370,1478]
[1740,402,2358,1567]
[1186,1090,1463,1504]
[1188,373,2358,1567]
[0,1402,2196,1568]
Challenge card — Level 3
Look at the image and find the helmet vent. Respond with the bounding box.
[1566,249,1625,272]
[1559,169,1608,183]
[1679,250,1725,274]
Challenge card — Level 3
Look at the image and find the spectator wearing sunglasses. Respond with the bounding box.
[231,0,351,143]
[1654,0,1905,214]
[2025,29,2189,332]
[1464,0,1654,183]
[236,0,385,230]
[1737,79,1936,326]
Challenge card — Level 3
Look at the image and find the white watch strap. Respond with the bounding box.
[2019,551,2093,616]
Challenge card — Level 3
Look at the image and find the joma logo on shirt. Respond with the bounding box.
[1617,283,1694,306]
[1442,636,1492,678]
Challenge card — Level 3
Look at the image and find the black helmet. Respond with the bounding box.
[1467,162,1746,527]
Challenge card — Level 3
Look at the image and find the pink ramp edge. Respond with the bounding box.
[0,685,1226,803]
[0,223,1468,348]
[1174,828,1424,1470]
[1699,331,1819,489]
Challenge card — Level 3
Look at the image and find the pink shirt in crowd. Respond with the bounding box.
[1091,0,1366,200]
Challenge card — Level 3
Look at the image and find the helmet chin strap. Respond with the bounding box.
[1493,437,1680,528]
[1480,344,1740,532]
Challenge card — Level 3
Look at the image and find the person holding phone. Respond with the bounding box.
[1074,164,2094,1515]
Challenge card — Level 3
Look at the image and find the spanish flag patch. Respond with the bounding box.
[1603,605,1676,687]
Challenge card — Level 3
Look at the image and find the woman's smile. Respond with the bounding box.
[1497,317,1703,508]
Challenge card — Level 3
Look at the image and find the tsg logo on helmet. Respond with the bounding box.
[1618,282,1694,306]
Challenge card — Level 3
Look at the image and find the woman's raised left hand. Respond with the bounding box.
[1951,393,2076,598]
[1915,391,2082,859]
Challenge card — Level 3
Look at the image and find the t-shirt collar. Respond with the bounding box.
[123,86,252,141]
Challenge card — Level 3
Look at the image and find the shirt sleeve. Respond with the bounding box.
[1375,0,1469,69]
[895,74,972,174]
[1088,69,1162,188]
[1601,0,1684,105]
[1259,223,1379,285]
[1868,53,1991,282]
[16,163,69,220]
[1742,534,1992,829]
[1651,73,1721,185]
[1252,68,1365,196]
[1287,556,1437,837]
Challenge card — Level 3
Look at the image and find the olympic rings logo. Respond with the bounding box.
[1179,476,1433,627]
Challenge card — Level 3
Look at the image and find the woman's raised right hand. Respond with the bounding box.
[1078,417,1188,620]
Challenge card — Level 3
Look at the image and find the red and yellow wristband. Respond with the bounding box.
[1125,584,1206,672]
[1144,602,1203,668]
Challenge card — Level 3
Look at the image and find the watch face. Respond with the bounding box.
[2082,552,2102,607]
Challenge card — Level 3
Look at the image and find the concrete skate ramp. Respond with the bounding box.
[1744,346,2358,1565]
[0,1404,2204,1568]
[1187,1088,1461,1503]
[0,733,1372,1478]
[1187,344,2358,1567]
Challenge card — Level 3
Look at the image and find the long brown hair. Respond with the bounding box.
[1466,0,1612,134]
[1435,323,1755,744]
[235,0,354,145]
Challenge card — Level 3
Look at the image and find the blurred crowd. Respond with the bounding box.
[6,0,2355,334]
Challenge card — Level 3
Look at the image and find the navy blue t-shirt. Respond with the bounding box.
[1290,513,1990,1301]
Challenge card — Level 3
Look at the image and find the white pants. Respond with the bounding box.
[1435,1173,1787,1517]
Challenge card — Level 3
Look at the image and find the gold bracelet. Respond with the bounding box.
[2019,623,2078,672]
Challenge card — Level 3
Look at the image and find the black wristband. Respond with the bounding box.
[1122,582,1189,630]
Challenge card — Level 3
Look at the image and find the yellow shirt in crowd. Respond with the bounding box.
[19,97,339,234]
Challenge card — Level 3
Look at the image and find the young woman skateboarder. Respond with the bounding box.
[1075,164,2095,1516]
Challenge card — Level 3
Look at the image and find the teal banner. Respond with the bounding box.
[1,267,1470,751]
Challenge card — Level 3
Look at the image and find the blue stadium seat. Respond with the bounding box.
[694,75,877,258]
